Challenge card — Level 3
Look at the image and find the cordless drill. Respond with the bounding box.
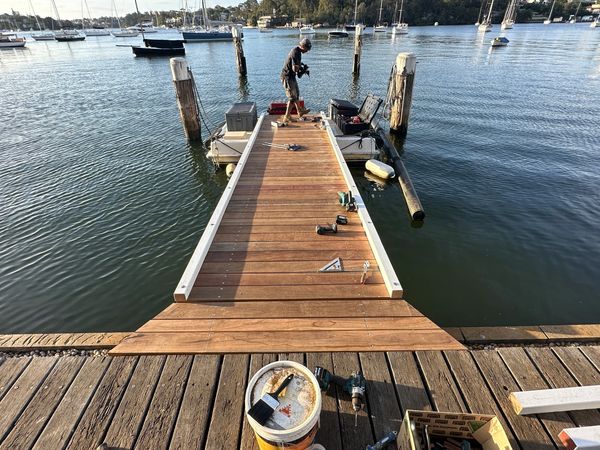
[314,366,366,425]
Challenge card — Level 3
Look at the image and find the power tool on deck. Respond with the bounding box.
[338,191,357,212]
[366,431,398,450]
[316,223,337,235]
[314,366,366,426]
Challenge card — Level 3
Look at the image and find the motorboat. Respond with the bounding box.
[182,28,234,42]
[132,39,185,57]
[127,21,158,33]
[328,29,349,37]
[491,36,509,47]
[54,30,86,41]
[112,29,139,37]
[299,25,316,34]
[0,33,26,48]
[32,32,55,41]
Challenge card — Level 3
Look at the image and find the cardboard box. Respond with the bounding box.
[397,410,512,450]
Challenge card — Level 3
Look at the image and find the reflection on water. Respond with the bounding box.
[0,24,599,332]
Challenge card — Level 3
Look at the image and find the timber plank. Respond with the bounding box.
[135,355,193,450]
[204,249,376,263]
[444,350,518,449]
[213,231,368,243]
[542,325,600,340]
[138,317,437,334]
[208,240,372,252]
[359,352,403,437]
[0,357,30,402]
[33,356,110,450]
[387,352,432,412]
[194,272,383,287]
[205,354,249,450]
[170,355,221,450]
[188,284,390,301]
[461,327,547,343]
[103,355,166,449]
[154,300,418,320]
[0,333,130,351]
[471,350,555,449]
[0,356,84,450]
[0,357,56,442]
[217,223,365,233]
[111,330,463,355]
[527,347,600,426]
[199,260,377,274]
[279,353,304,363]
[65,356,137,450]
[553,346,600,386]
[332,352,373,450]
[498,347,573,447]
[305,353,343,450]
[415,351,467,412]
[240,354,278,450]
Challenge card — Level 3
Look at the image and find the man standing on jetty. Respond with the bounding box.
[281,38,312,123]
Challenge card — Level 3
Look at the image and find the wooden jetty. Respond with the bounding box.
[110,114,461,355]
[2,344,600,449]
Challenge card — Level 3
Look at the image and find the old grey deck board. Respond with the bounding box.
[387,352,431,413]
[415,351,467,412]
[135,355,192,449]
[0,357,30,403]
[0,357,56,442]
[444,350,518,449]
[32,356,110,450]
[527,347,600,426]
[103,355,166,449]
[205,354,249,450]
[360,352,402,438]
[555,346,600,385]
[472,350,556,450]
[0,357,83,450]
[306,353,343,450]
[332,352,373,450]
[498,347,574,447]
[65,356,137,450]
[170,355,221,450]
[239,354,278,450]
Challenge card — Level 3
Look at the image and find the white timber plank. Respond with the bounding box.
[173,113,266,301]
[559,426,600,449]
[322,113,403,298]
[509,384,600,415]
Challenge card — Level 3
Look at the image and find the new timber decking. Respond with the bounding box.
[2,345,600,449]
[111,114,461,354]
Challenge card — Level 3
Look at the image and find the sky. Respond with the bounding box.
[0,0,240,20]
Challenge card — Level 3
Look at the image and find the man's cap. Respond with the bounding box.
[299,38,312,50]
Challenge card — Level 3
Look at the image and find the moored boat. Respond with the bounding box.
[328,29,349,37]
[55,30,86,41]
[182,29,233,42]
[299,25,316,34]
[491,36,509,47]
[32,32,55,40]
[132,45,185,57]
[0,33,26,48]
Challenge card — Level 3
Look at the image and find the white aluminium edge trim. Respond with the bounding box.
[321,113,403,298]
[173,113,266,301]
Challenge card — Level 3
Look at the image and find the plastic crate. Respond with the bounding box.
[226,102,257,132]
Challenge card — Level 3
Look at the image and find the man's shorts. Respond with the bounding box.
[282,76,299,101]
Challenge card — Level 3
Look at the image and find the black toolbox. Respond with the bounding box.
[329,99,359,122]
[334,95,383,135]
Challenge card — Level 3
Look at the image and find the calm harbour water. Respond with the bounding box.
[1,24,599,333]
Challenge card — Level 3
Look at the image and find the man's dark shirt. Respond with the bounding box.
[281,46,302,79]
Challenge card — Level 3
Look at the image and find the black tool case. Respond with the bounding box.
[329,99,359,122]
[334,95,383,135]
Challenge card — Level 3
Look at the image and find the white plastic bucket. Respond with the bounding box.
[245,361,322,449]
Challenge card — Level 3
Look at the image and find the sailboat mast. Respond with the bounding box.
[377,0,384,24]
[28,0,44,31]
[392,0,398,24]
[547,0,556,21]
[398,0,404,23]
[353,0,358,24]
[485,0,495,24]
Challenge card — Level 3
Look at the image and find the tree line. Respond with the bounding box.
[1,0,590,31]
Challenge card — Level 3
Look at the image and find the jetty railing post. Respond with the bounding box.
[352,24,363,76]
[231,24,247,76]
[389,52,416,135]
[170,57,201,141]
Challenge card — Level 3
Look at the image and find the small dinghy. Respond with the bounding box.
[365,159,395,180]
[491,36,509,47]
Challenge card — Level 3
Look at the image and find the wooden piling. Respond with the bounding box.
[389,52,416,135]
[170,57,201,141]
[352,24,363,76]
[231,25,247,76]
[376,128,425,221]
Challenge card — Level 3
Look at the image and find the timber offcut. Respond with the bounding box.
[111,114,461,354]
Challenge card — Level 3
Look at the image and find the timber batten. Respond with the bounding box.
[112,115,460,354]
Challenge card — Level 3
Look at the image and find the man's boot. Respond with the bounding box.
[295,101,310,118]
[282,101,293,123]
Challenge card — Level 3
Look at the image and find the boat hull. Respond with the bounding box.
[182,31,233,42]
[0,41,26,48]
[55,35,86,42]
[112,30,139,37]
[132,46,185,57]
[328,31,349,37]
[143,38,184,48]
[32,33,55,41]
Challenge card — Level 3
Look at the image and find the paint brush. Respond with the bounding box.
[248,374,294,425]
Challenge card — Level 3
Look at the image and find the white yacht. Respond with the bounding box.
[299,25,315,34]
